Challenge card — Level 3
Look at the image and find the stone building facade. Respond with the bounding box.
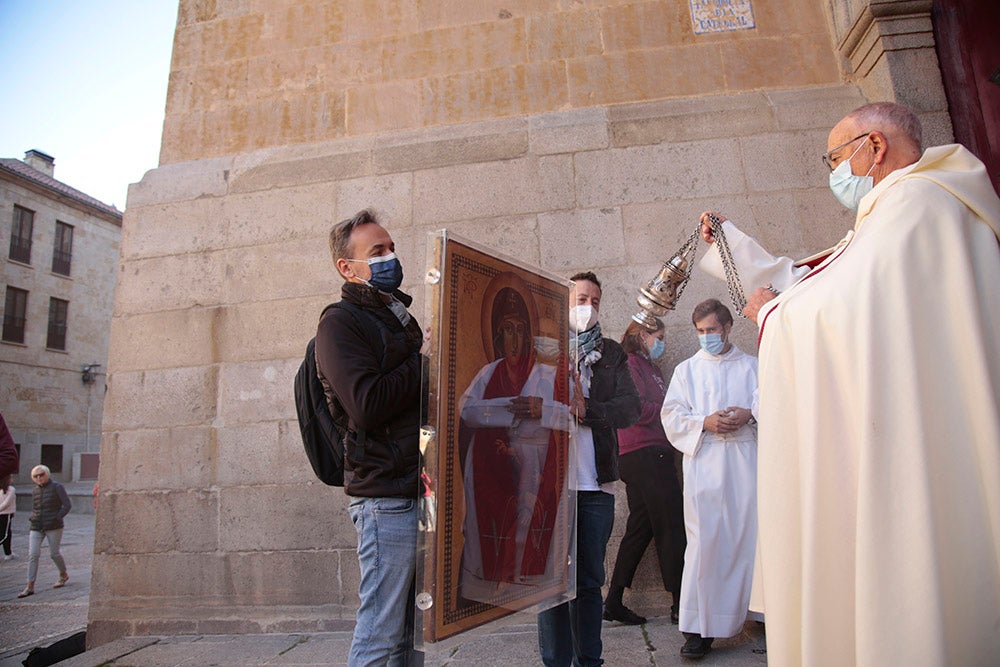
[89,0,988,645]
[1,150,122,483]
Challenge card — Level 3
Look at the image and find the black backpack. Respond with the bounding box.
[293,301,383,486]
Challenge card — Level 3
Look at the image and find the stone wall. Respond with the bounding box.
[161,0,840,163]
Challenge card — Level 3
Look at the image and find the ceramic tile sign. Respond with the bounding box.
[690,0,756,34]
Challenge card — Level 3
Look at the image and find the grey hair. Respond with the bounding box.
[329,209,379,264]
[847,102,922,152]
[31,464,51,477]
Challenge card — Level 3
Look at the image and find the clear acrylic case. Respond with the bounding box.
[414,230,578,649]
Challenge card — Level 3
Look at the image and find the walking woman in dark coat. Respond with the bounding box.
[17,465,72,598]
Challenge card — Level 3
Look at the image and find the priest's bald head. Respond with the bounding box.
[824,102,923,189]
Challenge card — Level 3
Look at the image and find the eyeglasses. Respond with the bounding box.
[822,132,871,172]
[32,473,46,478]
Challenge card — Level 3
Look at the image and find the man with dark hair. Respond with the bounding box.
[537,271,640,667]
[661,299,758,660]
[316,209,423,666]
[699,101,1000,665]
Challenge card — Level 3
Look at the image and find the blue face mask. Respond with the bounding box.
[648,337,665,360]
[698,333,725,355]
[829,137,875,210]
[350,253,403,292]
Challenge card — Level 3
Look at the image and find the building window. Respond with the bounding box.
[52,221,74,276]
[2,286,28,343]
[41,444,63,474]
[9,205,34,264]
[46,297,69,350]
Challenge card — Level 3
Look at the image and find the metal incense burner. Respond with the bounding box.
[632,214,746,329]
[632,235,698,329]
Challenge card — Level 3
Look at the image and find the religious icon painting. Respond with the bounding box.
[416,230,577,644]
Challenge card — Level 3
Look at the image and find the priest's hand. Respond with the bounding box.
[699,211,729,244]
[743,284,779,324]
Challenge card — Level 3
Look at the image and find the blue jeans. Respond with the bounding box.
[348,497,417,667]
[538,491,615,667]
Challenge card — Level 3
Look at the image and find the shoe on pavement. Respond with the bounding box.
[3,553,15,561]
[53,573,69,588]
[680,634,714,659]
[17,585,34,598]
[602,601,647,625]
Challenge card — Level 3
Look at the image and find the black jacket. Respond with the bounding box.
[315,283,422,498]
[580,338,641,484]
[30,480,72,531]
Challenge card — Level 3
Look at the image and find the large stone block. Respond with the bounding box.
[421,61,568,126]
[90,552,228,600]
[228,139,374,194]
[108,308,219,372]
[526,9,602,61]
[574,138,744,209]
[413,155,574,224]
[529,107,609,155]
[740,129,831,192]
[219,484,352,552]
[213,298,329,363]
[119,197,227,261]
[93,489,218,554]
[220,240,332,305]
[335,172,414,228]
[435,215,542,268]
[372,118,528,174]
[381,18,526,81]
[622,196,754,266]
[103,366,219,431]
[608,92,776,148]
[538,208,627,272]
[100,426,216,492]
[220,551,349,608]
[222,181,339,249]
[346,80,422,135]
[125,156,232,208]
[567,45,726,107]
[215,420,315,487]
[600,0,695,52]
[216,358,300,425]
[720,36,839,90]
[768,85,868,131]
[112,251,225,316]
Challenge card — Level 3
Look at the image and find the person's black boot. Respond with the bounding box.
[680,633,713,659]
[602,599,647,625]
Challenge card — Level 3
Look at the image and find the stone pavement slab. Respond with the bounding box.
[0,511,768,666]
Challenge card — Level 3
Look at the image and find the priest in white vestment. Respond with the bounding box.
[661,298,759,660]
[698,102,1000,667]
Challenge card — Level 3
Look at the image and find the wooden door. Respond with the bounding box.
[933,0,1000,195]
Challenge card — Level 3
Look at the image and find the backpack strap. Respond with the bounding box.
[323,300,390,461]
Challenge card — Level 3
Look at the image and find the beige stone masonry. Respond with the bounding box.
[161,0,841,163]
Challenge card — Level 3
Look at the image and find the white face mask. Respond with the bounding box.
[569,304,598,334]
[533,336,560,363]
[829,137,876,210]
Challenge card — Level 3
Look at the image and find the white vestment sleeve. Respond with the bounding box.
[697,220,810,292]
[661,366,705,457]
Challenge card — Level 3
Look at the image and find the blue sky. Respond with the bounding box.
[0,1,178,210]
